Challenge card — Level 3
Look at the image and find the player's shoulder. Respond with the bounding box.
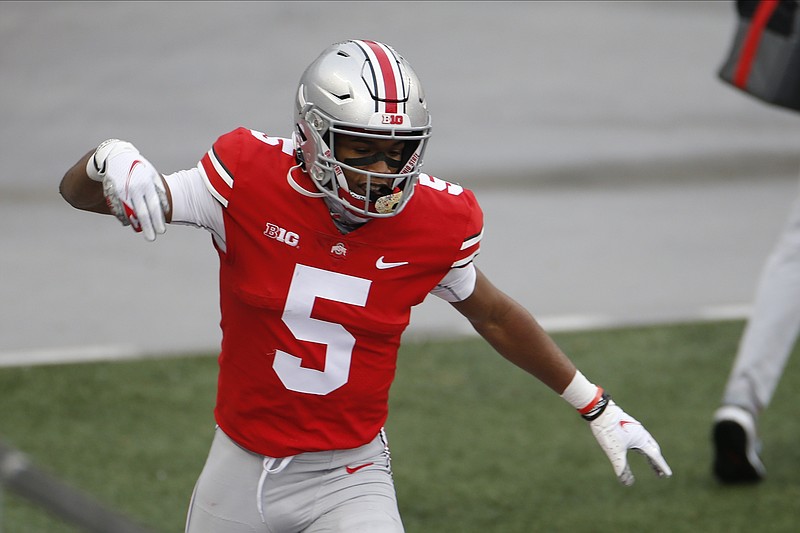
[201,127,295,208]
[213,127,294,159]
[413,172,480,214]
[404,173,483,264]
[411,172,482,233]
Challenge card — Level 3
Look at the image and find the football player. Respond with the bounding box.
[60,39,671,532]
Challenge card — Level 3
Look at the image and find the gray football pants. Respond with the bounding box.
[185,427,404,533]
[722,176,800,417]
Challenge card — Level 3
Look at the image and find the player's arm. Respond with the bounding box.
[451,268,672,486]
[450,267,576,392]
[59,140,172,241]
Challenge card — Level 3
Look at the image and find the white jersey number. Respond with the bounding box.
[273,264,371,395]
[418,174,463,195]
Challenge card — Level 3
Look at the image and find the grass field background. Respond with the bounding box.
[1,320,798,532]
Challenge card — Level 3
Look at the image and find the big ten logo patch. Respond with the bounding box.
[264,222,300,247]
[381,114,405,125]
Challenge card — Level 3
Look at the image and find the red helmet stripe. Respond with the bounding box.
[360,40,400,113]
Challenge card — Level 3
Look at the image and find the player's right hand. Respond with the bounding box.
[86,139,169,242]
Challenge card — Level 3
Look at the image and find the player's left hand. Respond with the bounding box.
[588,399,672,486]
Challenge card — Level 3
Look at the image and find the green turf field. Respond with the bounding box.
[1,320,798,532]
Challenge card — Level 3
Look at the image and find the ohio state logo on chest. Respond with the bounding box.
[263,222,299,247]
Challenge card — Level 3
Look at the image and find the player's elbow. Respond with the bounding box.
[58,175,79,207]
[59,155,108,212]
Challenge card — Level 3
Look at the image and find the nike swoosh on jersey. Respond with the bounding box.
[376,256,409,269]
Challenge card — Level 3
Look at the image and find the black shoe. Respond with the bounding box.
[712,406,766,484]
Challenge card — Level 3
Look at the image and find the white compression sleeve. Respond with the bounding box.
[165,167,226,249]
[430,263,477,302]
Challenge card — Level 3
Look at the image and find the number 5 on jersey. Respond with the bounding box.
[273,264,371,395]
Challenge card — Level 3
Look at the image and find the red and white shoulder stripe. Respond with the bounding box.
[351,39,408,114]
[198,147,233,208]
[452,228,483,268]
[197,128,294,208]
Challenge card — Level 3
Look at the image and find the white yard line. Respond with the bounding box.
[0,345,146,368]
[539,304,753,333]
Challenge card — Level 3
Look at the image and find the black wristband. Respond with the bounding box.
[581,392,611,421]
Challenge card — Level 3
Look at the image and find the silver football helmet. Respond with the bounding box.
[293,39,432,218]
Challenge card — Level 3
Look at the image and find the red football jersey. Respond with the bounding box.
[199,127,483,457]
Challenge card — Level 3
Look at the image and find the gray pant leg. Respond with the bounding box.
[722,179,800,415]
[301,468,403,533]
[294,429,403,533]
[185,427,265,533]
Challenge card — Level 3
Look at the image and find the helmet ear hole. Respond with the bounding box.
[306,110,326,132]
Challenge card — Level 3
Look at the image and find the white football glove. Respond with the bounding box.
[588,398,672,486]
[86,139,169,242]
